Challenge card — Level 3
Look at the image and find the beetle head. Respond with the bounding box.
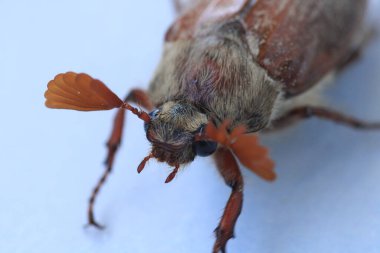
[142,101,217,167]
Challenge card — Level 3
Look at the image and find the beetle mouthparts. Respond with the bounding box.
[137,153,180,184]
[137,153,154,173]
[165,164,180,183]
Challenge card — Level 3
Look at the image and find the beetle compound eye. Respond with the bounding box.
[145,109,160,132]
[149,109,160,119]
[193,141,217,157]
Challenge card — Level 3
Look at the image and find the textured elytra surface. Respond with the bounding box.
[149,0,368,137]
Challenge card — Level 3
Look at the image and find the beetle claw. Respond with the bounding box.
[212,226,232,253]
[85,219,106,230]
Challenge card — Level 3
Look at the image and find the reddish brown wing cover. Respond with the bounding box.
[166,0,249,41]
[45,72,123,111]
[245,0,367,96]
[204,121,276,181]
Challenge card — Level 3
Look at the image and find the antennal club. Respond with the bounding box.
[44,72,151,123]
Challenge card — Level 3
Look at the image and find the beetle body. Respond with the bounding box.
[149,0,367,134]
[45,1,377,252]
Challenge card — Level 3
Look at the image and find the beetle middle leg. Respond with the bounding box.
[212,147,243,253]
[87,89,153,229]
[270,106,380,131]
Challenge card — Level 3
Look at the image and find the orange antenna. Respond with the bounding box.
[201,121,276,181]
[122,103,150,123]
[44,72,151,123]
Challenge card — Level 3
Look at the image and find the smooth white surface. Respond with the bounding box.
[0,1,380,253]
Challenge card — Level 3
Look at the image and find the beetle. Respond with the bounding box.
[44,0,380,252]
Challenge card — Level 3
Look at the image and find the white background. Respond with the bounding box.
[1,1,380,253]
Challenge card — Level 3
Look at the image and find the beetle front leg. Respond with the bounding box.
[270,106,380,131]
[87,89,153,229]
[212,147,243,253]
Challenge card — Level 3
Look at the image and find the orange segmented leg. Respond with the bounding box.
[212,147,243,253]
[270,106,380,131]
[87,89,153,229]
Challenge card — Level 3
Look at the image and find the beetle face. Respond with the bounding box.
[144,101,215,165]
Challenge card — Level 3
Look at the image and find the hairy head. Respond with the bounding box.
[144,101,217,166]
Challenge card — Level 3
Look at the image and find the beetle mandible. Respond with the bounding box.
[44,0,380,252]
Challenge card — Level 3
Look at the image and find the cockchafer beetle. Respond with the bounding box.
[44,0,380,252]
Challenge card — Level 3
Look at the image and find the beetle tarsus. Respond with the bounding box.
[85,216,105,230]
[87,164,112,231]
[213,225,231,253]
[86,89,154,230]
